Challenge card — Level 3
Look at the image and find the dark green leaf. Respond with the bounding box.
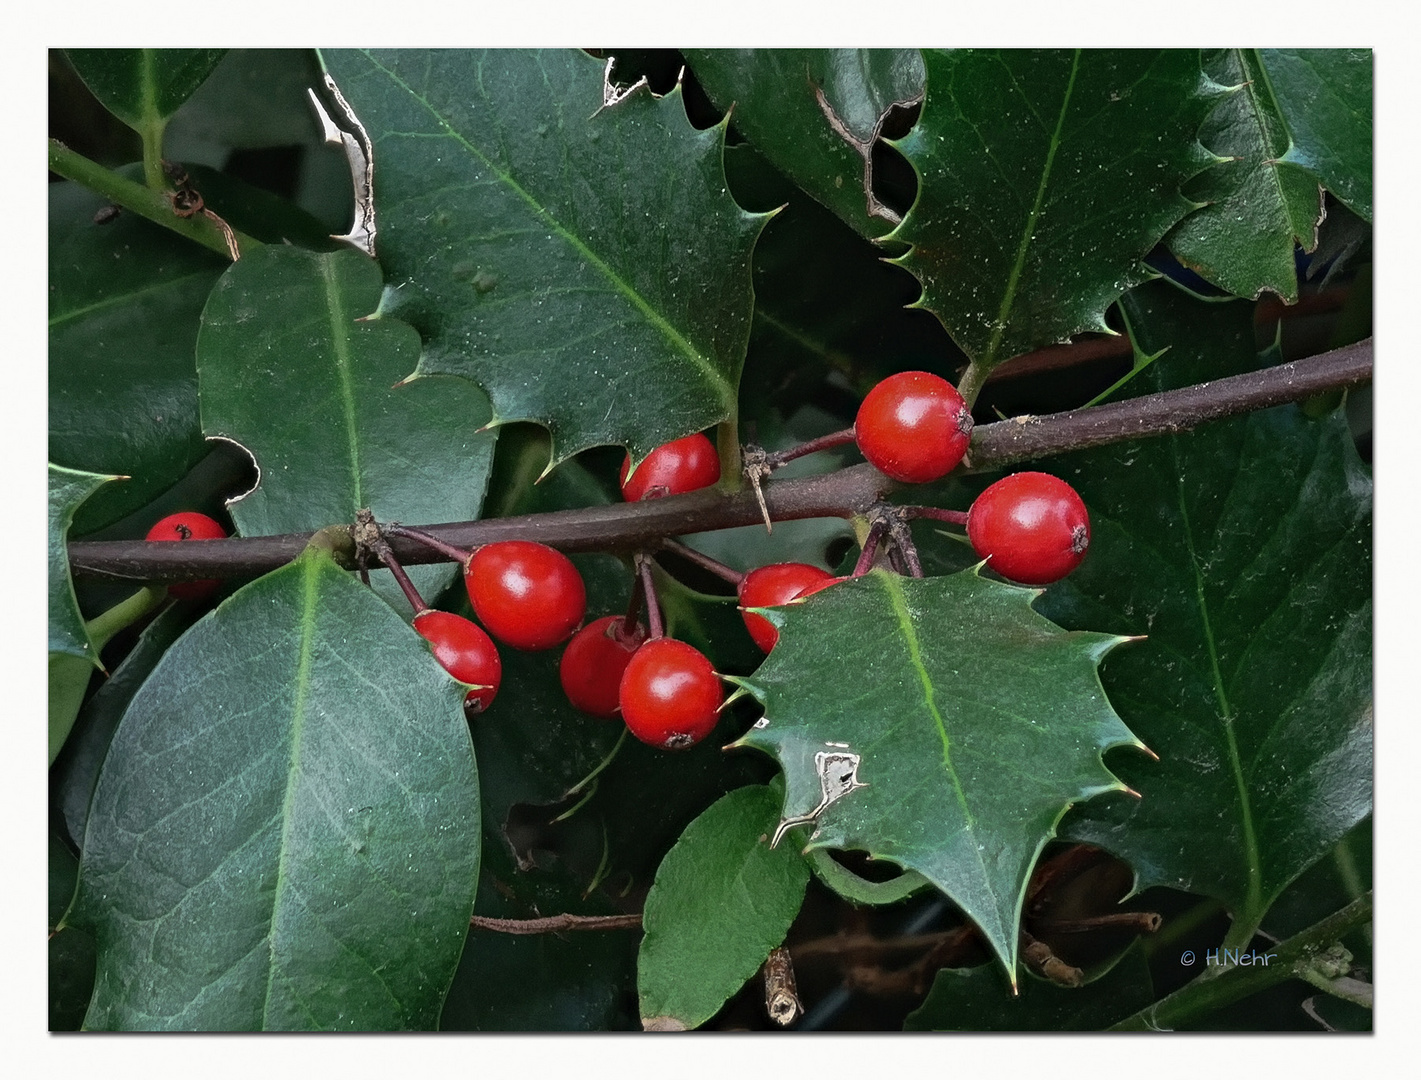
[50,835,96,1031]
[905,944,1153,1030]
[637,783,809,1030]
[1039,281,1372,934]
[73,544,480,1030]
[49,464,116,661]
[321,48,769,466]
[1167,50,1322,302]
[686,49,923,237]
[165,49,325,150]
[733,569,1141,978]
[723,141,961,428]
[196,245,495,608]
[67,49,227,130]
[891,49,1216,374]
[443,835,637,1031]
[49,179,223,534]
[1264,50,1372,221]
[54,601,201,849]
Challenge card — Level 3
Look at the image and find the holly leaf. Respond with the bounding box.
[890,49,1216,374]
[637,783,810,1030]
[1037,281,1372,936]
[196,245,495,609]
[904,943,1153,1030]
[1263,49,1372,222]
[49,178,223,535]
[320,48,769,467]
[49,464,118,662]
[685,49,924,238]
[72,543,480,1031]
[732,569,1142,980]
[66,49,227,131]
[1166,50,1322,302]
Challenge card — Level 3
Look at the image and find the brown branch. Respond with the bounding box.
[469,913,642,935]
[969,338,1372,472]
[66,338,1371,583]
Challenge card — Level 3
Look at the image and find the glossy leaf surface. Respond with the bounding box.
[1264,49,1372,221]
[54,602,200,848]
[49,179,223,534]
[321,48,768,466]
[1167,50,1321,301]
[734,569,1141,978]
[637,783,809,1030]
[74,546,480,1030]
[892,49,1214,372]
[67,49,227,129]
[196,245,495,607]
[1039,282,1372,932]
[686,49,924,237]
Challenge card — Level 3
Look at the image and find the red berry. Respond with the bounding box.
[967,472,1090,585]
[855,371,973,484]
[559,615,648,718]
[412,610,503,714]
[737,562,838,653]
[618,638,722,750]
[145,511,226,600]
[465,541,587,651]
[620,433,721,501]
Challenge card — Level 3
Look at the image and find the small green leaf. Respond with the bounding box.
[50,179,223,534]
[321,48,770,466]
[1167,50,1323,302]
[733,570,1141,979]
[49,465,118,662]
[1039,281,1372,937]
[686,49,924,237]
[1264,49,1372,221]
[891,49,1216,376]
[196,245,495,608]
[67,49,228,130]
[637,783,810,1030]
[73,545,480,1030]
[905,944,1153,1030]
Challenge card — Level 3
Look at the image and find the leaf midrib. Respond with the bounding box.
[878,572,973,826]
[358,50,736,415]
[1169,433,1263,923]
[260,557,319,1029]
[49,269,219,329]
[320,256,365,511]
[982,48,1081,368]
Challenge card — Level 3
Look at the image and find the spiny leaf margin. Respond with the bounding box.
[730,567,1144,980]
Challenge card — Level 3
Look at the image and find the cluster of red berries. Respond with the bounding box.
[852,370,1089,585]
[143,368,1089,752]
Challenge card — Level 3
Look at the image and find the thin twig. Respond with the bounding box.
[763,427,858,470]
[903,506,969,527]
[659,538,744,586]
[469,913,643,934]
[384,524,472,565]
[852,519,888,578]
[637,554,664,639]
